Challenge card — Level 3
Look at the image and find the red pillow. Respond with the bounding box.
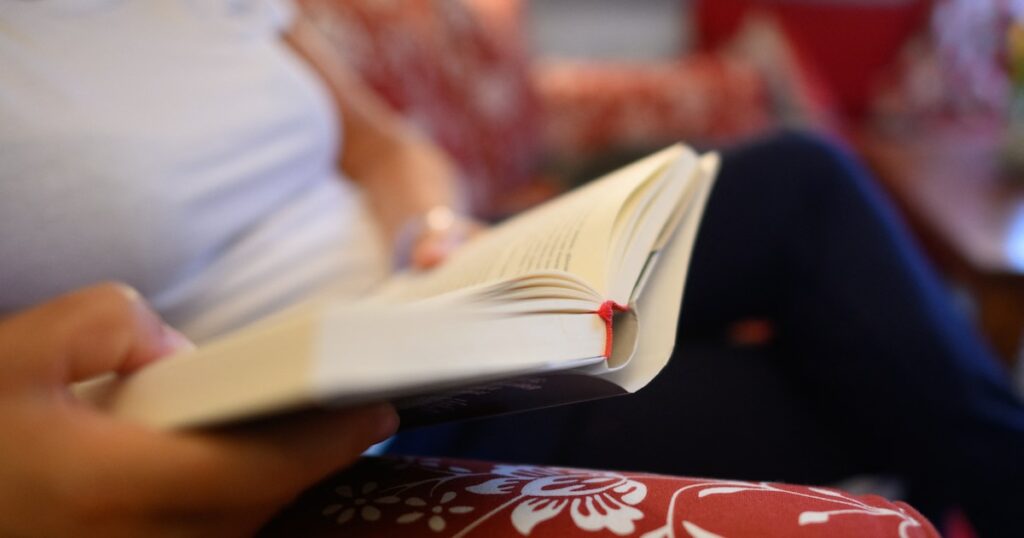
[694,0,932,118]
[262,456,940,537]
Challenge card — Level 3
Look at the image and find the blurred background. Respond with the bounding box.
[300,0,1024,386]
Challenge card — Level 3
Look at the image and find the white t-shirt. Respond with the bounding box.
[0,0,390,341]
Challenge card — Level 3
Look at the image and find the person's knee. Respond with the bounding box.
[763,129,869,202]
[713,128,877,228]
[772,129,853,174]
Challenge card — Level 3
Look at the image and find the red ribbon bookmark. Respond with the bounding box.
[595,300,630,359]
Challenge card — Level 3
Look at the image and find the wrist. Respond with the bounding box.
[393,205,473,269]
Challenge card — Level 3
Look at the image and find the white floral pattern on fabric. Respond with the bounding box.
[292,456,938,538]
[464,465,647,536]
[396,491,476,533]
[640,480,926,538]
[321,482,385,524]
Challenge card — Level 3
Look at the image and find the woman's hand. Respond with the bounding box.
[0,283,398,537]
[395,205,487,270]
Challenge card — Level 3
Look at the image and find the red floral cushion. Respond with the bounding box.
[261,456,939,537]
[694,0,931,118]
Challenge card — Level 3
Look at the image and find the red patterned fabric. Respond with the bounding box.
[298,0,779,215]
[299,0,543,215]
[536,58,774,158]
[261,456,939,537]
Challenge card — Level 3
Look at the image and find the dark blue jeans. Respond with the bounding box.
[391,131,1024,536]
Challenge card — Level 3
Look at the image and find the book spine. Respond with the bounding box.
[595,300,630,358]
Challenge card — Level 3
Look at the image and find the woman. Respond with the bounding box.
[0,1,1018,536]
[0,1,449,534]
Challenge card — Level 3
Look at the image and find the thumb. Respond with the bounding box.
[410,230,454,269]
[211,404,399,497]
[0,283,194,388]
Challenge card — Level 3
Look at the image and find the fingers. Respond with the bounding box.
[0,285,390,537]
[410,220,485,270]
[0,282,194,387]
[96,404,398,512]
[411,228,458,269]
[211,403,399,495]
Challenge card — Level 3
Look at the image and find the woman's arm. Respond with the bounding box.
[284,14,479,268]
[0,283,397,536]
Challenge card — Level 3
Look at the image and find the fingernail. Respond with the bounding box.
[113,283,142,303]
[160,324,197,354]
[374,404,400,441]
[412,245,444,270]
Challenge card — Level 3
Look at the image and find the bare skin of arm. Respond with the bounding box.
[285,14,482,269]
[0,283,398,537]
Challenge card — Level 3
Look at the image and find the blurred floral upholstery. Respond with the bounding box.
[299,0,543,215]
[261,456,939,538]
[535,58,772,159]
[298,0,775,216]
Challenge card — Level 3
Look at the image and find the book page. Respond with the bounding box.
[76,149,718,430]
[374,145,690,301]
[603,153,719,392]
[82,299,610,429]
[606,155,703,301]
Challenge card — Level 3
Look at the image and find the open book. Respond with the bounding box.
[80,144,719,430]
